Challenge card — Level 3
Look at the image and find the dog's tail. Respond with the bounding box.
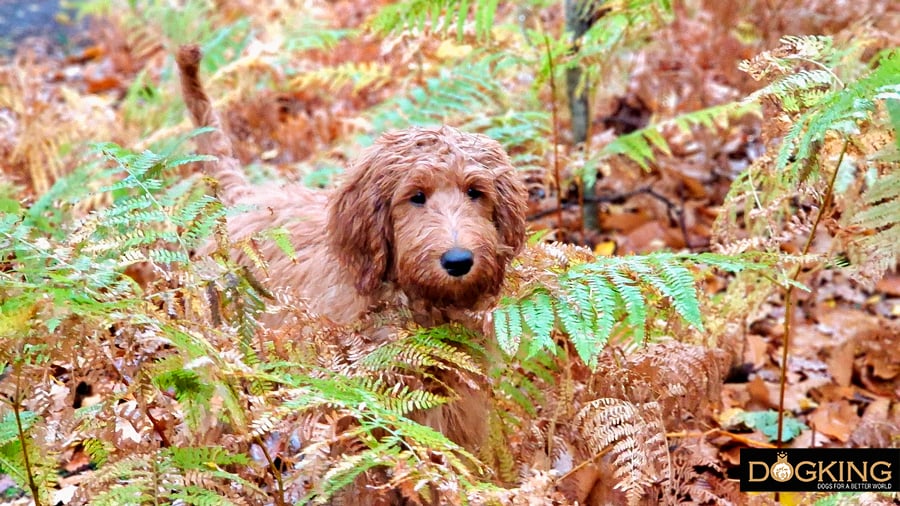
[176,44,249,205]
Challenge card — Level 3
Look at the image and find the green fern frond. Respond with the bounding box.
[0,410,55,504]
[845,169,900,282]
[367,0,498,41]
[748,43,898,172]
[168,445,250,470]
[283,25,353,52]
[80,437,111,467]
[497,251,777,365]
[600,101,760,170]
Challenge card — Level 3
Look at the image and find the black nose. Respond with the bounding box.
[440,248,474,277]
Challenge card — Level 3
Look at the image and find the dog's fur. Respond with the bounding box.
[176,45,527,328]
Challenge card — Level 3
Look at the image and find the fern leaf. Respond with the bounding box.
[521,290,556,358]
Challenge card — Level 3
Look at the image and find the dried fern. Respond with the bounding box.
[86,447,260,505]
[575,398,668,505]
[718,36,900,285]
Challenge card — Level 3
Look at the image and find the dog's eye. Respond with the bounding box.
[466,187,483,200]
[410,191,427,206]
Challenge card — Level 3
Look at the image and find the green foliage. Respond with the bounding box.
[367,0,499,41]
[282,369,481,503]
[360,325,483,376]
[89,447,260,505]
[0,133,218,344]
[7,3,896,504]
[763,47,897,174]
[0,410,55,504]
[291,61,392,94]
[736,410,807,443]
[87,140,222,261]
[849,168,900,276]
[369,53,552,169]
[576,0,673,53]
[600,101,761,171]
[495,252,775,366]
[723,36,900,284]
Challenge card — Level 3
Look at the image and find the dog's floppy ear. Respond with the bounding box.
[492,164,528,257]
[328,146,395,295]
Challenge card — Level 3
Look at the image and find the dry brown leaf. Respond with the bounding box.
[874,273,900,296]
[827,339,856,388]
[807,400,861,443]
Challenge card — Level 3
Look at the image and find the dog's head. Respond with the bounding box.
[328,126,527,308]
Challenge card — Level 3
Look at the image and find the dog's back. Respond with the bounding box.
[177,45,373,321]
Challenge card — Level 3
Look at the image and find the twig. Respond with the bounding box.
[14,367,43,506]
[544,35,564,235]
[666,429,777,449]
[527,185,694,248]
[776,139,848,446]
[254,435,286,506]
[556,445,613,484]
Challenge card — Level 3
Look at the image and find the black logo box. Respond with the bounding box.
[739,448,900,492]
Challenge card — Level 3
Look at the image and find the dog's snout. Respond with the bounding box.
[440,247,474,277]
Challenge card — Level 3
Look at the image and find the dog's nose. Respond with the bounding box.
[441,248,474,277]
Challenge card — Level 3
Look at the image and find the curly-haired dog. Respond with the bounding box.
[176,46,527,329]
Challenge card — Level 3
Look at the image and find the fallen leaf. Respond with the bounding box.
[807,400,860,442]
[827,340,855,387]
[593,240,617,256]
[875,273,900,296]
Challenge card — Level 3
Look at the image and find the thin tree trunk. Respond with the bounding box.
[565,0,604,234]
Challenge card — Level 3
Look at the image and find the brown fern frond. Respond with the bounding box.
[574,398,669,506]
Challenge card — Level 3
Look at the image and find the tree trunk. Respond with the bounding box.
[565,0,604,234]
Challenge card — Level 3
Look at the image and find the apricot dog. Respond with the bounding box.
[176,45,527,326]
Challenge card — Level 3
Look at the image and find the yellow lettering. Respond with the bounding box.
[847,461,866,482]
[819,460,838,481]
[748,462,770,482]
[796,461,817,482]
[871,462,892,483]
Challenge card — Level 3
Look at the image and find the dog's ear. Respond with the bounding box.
[493,164,528,257]
[328,148,395,295]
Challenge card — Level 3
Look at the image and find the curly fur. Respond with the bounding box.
[176,45,527,328]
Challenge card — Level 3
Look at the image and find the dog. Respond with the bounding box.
[176,45,528,328]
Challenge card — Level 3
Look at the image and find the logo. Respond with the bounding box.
[740,448,900,492]
[770,452,793,482]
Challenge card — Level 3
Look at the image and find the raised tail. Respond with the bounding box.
[176,44,249,205]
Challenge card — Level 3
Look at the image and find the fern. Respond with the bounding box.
[367,0,499,41]
[600,101,761,171]
[575,398,668,506]
[281,370,482,503]
[368,52,552,170]
[290,62,392,94]
[360,325,482,376]
[726,38,900,284]
[496,249,776,365]
[88,447,261,505]
[0,410,56,504]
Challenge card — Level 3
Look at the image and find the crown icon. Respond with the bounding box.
[777,451,787,460]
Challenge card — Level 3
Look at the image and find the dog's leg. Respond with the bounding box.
[175,44,250,205]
